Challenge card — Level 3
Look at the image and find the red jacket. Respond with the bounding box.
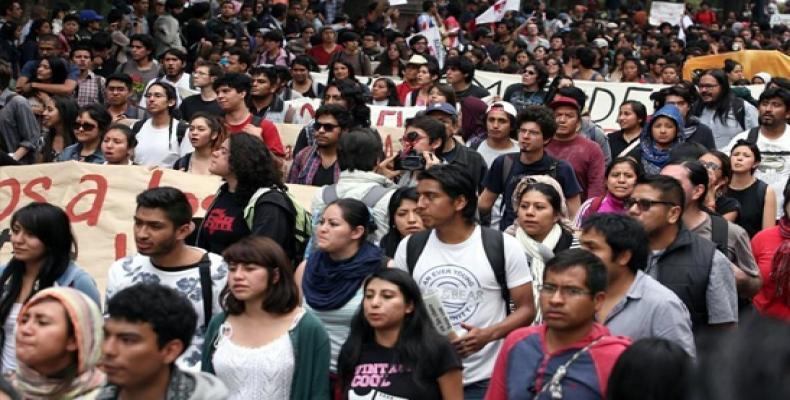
[224,114,285,157]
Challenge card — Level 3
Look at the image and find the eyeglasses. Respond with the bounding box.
[624,197,677,211]
[313,122,340,131]
[538,284,591,298]
[403,131,425,143]
[524,70,537,75]
[700,161,721,171]
[75,122,97,131]
[697,83,719,90]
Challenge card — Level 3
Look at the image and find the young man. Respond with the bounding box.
[127,0,151,35]
[724,87,790,218]
[140,48,197,109]
[287,104,349,186]
[329,31,372,76]
[479,105,582,230]
[546,95,606,202]
[378,115,444,188]
[580,213,696,357]
[426,102,488,191]
[520,21,550,53]
[213,73,285,158]
[486,249,631,400]
[692,70,758,149]
[257,30,294,67]
[99,283,229,399]
[443,56,490,102]
[179,62,223,121]
[0,61,39,164]
[660,161,762,301]
[570,47,605,82]
[307,26,343,65]
[72,44,105,107]
[15,34,79,96]
[225,47,251,74]
[394,164,536,399]
[555,86,612,166]
[105,73,142,121]
[205,0,244,40]
[106,187,228,370]
[396,55,425,105]
[116,34,161,103]
[249,66,291,123]
[627,175,738,331]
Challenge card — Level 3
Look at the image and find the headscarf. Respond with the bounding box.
[754,72,772,85]
[10,287,104,400]
[639,104,688,176]
[303,242,384,311]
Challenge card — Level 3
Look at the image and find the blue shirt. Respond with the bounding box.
[20,59,80,81]
[57,143,105,164]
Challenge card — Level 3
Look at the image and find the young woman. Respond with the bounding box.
[497,53,518,74]
[196,134,296,259]
[629,104,688,176]
[606,48,629,82]
[370,78,402,107]
[327,60,356,87]
[18,56,69,94]
[728,140,777,238]
[724,59,745,85]
[379,187,425,258]
[544,55,562,82]
[174,112,226,175]
[57,103,111,163]
[296,199,387,388]
[102,124,137,165]
[699,150,740,222]
[0,203,100,373]
[373,43,405,78]
[609,100,647,158]
[515,49,532,71]
[134,82,194,167]
[506,177,577,322]
[750,180,790,320]
[289,56,324,99]
[574,157,643,226]
[404,63,440,107]
[338,269,463,399]
[660,64,681,85]
[620,57,645,83]
[9,287,104,399]
[202,237,330,400]
[607,338,692,400]
[39,94,78,163]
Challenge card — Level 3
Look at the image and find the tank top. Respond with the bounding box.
[728,179,768,238]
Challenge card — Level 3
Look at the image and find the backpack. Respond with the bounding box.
[405,227,511,314]
[746,127,790,156]
[243,187,313,264]
[497,153,560,213]
[733,97,747,131]
[321,184,391,209]
[131,117,189,148]
[196,252,214,330]
[709,214,729,258]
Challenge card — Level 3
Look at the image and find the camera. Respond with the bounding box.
[393,150,427,171]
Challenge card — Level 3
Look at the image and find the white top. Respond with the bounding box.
[1,303,21,373]
[139,73,199,108]
[133,118,194,167]
[475,139,519,228]
[304,288,362,373]
[393,226,533,385]
[213,315,300,400]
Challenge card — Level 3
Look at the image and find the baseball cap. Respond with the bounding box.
[592,38,608,48]
[606,22,619,29]
[549,96,580,111]
[407,55,429,66]
[79,9,104,22]
[486,101,517,118]
[426,102,457,117]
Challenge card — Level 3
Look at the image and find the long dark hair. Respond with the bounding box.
[338,268,451,391]
[228,133,285,205]
[691,69,735,125]
[42,95,78,162]
[372,77,402,106]
[0,203,77,365]
[34,56,69,84]
[327,59,356,86]
[373,43,405,78]
[379,187,420,257]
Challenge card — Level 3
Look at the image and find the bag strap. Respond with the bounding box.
[619,138,641,158]
[197,252,213,330]
[589,195,605,214]
[499,153,516,196]
[360,185,390,208]
[321,184,339,205]
[709,214,729,257]
[406,230,432,275]
[538,336,605,398]
[746,127,760,144]
[480,227,509,313]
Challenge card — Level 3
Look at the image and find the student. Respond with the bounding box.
[57,103,110,163]
[133,82,194,167]
[403,61,440,107]
[0,203,100,373]
[106,187,228,370]
[607,339,692,400]
[71,43,105,107]
[8,288,104,399]
[628,104,688,176]
[179,62,224,121]
[288,104,350,186]
[751,180,790,320]
[699,150,740,222]
[173,113,226,175]
[609,101,647,159]
[728,140,777,238]
[196,134,296,259]
[378,187,425,258]
[486,249,631,400]
[38,93,77,162]
[202,237,330,400]
[115,34,161,103]
[100,283,229,399]
[104,73,141,122]
[338,269,463,399]
[575,157,643,226]
[296,199,388,387]
[102,124,137,165]
[0,60,40,165]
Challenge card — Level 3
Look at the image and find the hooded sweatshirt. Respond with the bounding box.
[636,105,687,176]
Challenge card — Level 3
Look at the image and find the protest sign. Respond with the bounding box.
[649,1,685,26]
[475,0,520,24]
[0,163,317,292]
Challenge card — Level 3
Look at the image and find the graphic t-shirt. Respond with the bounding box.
[197,190,250,255]
[342,341,462,400]
[393,226,532,384]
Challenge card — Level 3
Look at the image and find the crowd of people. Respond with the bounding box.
[0,0,789,399]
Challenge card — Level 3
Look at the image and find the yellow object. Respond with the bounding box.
[682,50,790,81]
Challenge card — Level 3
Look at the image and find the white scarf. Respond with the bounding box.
[515,223,563,324]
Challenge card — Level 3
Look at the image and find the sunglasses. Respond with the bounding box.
[313,122,339,131]
[403,131,425,143]
[524,70,537,75]
[75,122,97,131]
[700,161,721,171]
[624,197,677,212]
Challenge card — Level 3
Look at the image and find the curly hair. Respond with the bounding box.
[229,133,285,205]
[516,105,558,141]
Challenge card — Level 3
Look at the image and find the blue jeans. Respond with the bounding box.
[464,379,490,400]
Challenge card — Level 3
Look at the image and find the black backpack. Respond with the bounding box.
[131,117,189,147]
[746,127,790,156]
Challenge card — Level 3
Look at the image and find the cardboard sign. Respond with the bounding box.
[649,1,686,26]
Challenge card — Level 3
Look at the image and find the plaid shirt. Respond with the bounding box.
[287,146,340,186]
[76,71,104,108]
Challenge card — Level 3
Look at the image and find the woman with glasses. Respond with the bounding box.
[544,55,562,82]
[174,112,226,175]
[699,150,740,222]
[134,82,193,167]
[574,157,643,226]
[56,104,110,163]
[503,61,548,110]
[728,140,777,238]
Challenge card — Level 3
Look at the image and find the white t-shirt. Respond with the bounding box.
[723,124,790,219]
[393,226,532,385]
[1,303,21,373]
[106,249,228,371]
[139,73,199,108]
[475,140,519,228]
[134,118,194,167]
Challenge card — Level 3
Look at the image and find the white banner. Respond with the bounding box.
[770,14,790,28]
[649,1,685,26]
[285,96,423,129]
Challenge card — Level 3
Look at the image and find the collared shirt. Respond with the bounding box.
[56,143,105,164]
[0,89,40,164]
[603,271,696,357]
[76,71,105,107]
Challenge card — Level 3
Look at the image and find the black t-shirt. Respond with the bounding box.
[312,162,337,186]
[483,152,582,230]
[456,84,490,101]
[607,130,639,159]
[342,341,461,400]
[179,94,223,121]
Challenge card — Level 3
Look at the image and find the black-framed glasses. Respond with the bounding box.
[537,284,592,298]
[403,131,424,143]
[75,122,97,131]
[313,122,340,131]
[624,197,677,212]
[697,83,719,90]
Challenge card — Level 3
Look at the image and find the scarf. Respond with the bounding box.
[639,105,688,176]
[514,223,563,324]
[303,242,384,311]
[11,287,105,400]
[771,217,790,305]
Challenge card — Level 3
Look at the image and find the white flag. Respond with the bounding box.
[475,0,521,25]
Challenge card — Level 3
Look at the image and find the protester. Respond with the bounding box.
[609,101,647,159]
[654,84,716,150]
[503,60,549,110]
[699,150,740,221]
[202,236,330,400]
[288,55,324,98]
[179,62,223,121]
[173,113,225,174]
[606,338,692,400]
[575,157,643,225]
[0,203,100,373]
[692,69,758,149]
[338,269,463,399]
[370,77,401,107]
[378,187,424,258]
[57,103,110,163]
[288,104,350,186]
[0,60,40,164]
[751,179,790,320]
[102,123,137,165]
[426,102,488,191]
[249,66,292,123]
[8,287,104,399]
[133,82,193,166]
[115,34,160,102]
[728,140,777,238]
[628,104,688,176]
[38,93,77,163]
[104,73,141,122]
